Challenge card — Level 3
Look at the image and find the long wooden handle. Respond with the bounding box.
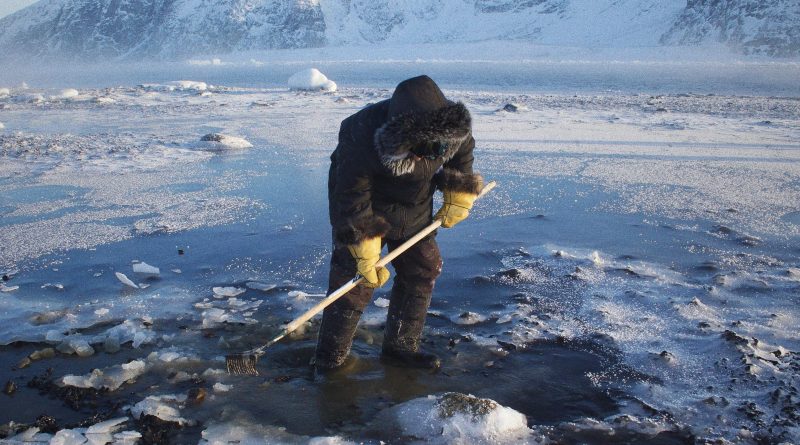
[283,180,496,333]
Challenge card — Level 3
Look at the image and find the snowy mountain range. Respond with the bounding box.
[0,0,797,60]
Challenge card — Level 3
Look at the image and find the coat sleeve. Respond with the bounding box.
[330,143,390,245]
[436,134,484,195]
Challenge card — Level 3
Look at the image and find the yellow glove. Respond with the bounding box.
[435,190,478,228]
[347,237,390,288]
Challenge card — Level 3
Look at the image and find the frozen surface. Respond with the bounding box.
[288,68,338,92]
[0,58,798,444]
[387,393,534,444]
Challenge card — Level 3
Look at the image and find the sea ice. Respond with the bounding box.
[288,68,337,92]
[168,80,208,91]
[386,393,533,444]
[115,272,139,288]
[131,394,190,425]
[212,286,246,297]
[245,281,277,292]
[197,133,253,151]
[61,359,146,391]
[132,261,160,275]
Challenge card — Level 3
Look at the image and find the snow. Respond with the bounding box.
[288,68,337,92]
[168,80,208,91]
[132,261,160,275]
[387,393,533,444]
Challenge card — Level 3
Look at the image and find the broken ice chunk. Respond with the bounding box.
[86,417,128,434]
[245,281,277,292]
[451,311,488,325]
[61,360,146,391]
[213,382,232,393]
[0,283,19,292]
[115,272,139,289]
[131,394,190,425]
[374,297,390,308]
[133,261,160,275]
[212,286,245,298]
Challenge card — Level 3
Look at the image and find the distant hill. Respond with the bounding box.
[0,0,796,60]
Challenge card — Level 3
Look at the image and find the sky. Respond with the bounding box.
[0,0,38,19]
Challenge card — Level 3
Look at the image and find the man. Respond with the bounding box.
[315,75,483,371]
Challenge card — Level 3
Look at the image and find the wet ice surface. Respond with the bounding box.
[0,70,799,444]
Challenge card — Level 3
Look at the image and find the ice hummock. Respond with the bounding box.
[288,68,337,92]
[197,133,253,151]
[383,393,533,444]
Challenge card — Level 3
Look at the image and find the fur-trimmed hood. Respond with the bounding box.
[374,101,472,176]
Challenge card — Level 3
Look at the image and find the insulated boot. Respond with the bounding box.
[314,306,362,370]
[381,282,440,369]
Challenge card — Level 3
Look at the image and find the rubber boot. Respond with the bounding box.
[381,281,441,370]
[314,306,362,371]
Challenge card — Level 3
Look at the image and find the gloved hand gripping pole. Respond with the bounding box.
[226,181,496,375]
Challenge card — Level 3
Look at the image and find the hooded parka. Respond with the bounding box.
[316,76,483,370]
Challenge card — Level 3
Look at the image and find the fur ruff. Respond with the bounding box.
[334,214,391,245]
[374,102,472,176]
[435,168,484,195]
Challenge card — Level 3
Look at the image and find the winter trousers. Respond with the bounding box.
[314,232,443,369]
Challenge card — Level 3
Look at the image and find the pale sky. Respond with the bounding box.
[0,0,39,19]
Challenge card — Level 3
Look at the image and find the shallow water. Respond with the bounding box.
[0,78,798,443]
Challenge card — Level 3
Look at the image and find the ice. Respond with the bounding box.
[245,281,277,292]
[386,393,533,444]
[61,359,146,391]
[451,311,487,325]
[50,428,88,445]
[374,297,390,308]
[114,272,139,289]
[130,394,190,425]
[112,431,142,443]
[94,308,109,316]
[0,283,19,292]
[0,122,5,130]
[85,417,127,435]
[51,88,80,100]
[168,80,208,91]
[132,261,160,275]
[288,68,337,92]
[199,421,356,445]
[197,133,253,151]
[212,382,232,392]
[212,286,245,297]
[0,87,10,96]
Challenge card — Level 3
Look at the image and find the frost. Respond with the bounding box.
[288,68,337,92]
[114,272,139,288]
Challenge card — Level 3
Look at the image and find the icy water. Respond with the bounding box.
[0,70,799,444]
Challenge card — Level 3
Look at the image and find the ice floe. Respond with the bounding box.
[114,272,139,289]
[288,68,337,92]
[132,261,160,275]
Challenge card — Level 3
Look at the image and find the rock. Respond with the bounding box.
[4,380,16,395]
[29,347,56,361]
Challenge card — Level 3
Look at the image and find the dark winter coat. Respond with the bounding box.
[328,76,483,244]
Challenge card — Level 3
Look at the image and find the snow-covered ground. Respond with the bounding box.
[0,58,798,444]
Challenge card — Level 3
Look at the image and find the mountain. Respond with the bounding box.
[661,0,800,57]
[0,0,797,60]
